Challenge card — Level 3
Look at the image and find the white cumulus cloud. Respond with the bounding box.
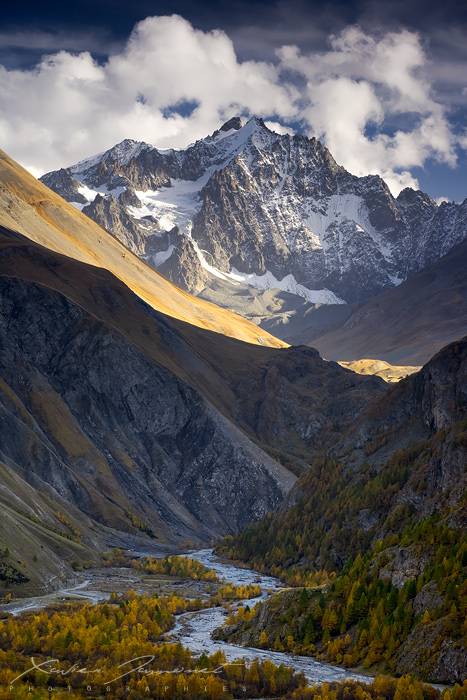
[277,26,460,193]
[264,121,296,135]
[0,15,296,175]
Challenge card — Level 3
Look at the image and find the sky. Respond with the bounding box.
[1,0,467,201]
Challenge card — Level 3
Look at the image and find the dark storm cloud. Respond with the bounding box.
[0,29,122,69]
[2,0,467,66]
[357,0,467,33]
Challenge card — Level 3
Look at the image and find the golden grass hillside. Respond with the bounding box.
[338,359,421,382]
[0,149,285,348]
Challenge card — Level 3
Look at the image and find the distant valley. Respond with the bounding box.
[0,147,385,593]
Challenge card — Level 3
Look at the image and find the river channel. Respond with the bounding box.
[2,548,371,687]
[176,549,371,686]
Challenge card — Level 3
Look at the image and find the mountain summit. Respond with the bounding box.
[41,117,467,332]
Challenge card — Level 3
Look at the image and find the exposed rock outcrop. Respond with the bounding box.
[0,224,385,571]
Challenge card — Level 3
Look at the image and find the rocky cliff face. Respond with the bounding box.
[0,227,299,569]
[339,336,467,459]
[41,118,467,317]
[219,346,385,462]
[328,338,467,541]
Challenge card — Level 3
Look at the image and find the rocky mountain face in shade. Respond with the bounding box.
[215,336,467,684]
[0,239,293,569]
[41,117,467,320]
[337,335,467,467]
[0,219,386,590]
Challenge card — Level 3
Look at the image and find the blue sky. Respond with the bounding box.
[1,0,466,201]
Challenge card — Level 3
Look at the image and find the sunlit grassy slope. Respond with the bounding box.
[338,359,421,382]
[0,149,285,348]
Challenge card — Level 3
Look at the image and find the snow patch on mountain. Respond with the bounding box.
[304,194,393,262]
[71,139,152,174]
[227,268,345,305]
[207,126,243,145]
[191,239,231,281]
[124,126,271,234]
[190,239,343,304]
[131,178,206,235]
[78,184,99,203]
[72,184,128,211]
[150,244,175,266]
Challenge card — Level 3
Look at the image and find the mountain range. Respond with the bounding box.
[41,117,467,363]
[308,236,467,365]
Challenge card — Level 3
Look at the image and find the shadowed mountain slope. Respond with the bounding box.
[217,336,467,682]
[0,222,385,593]
[310,239,467,365]
[0,228,296,566]
[0,149,388,595]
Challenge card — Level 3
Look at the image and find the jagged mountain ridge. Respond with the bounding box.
[41,117,467,316]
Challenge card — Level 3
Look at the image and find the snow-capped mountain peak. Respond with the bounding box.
[40,118,467,316]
